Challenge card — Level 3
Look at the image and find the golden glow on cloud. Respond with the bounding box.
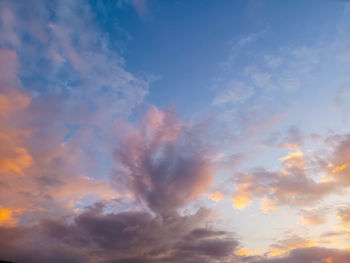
[235,248,262,256]
[232,195,252,210]
[208,191,224,202]
[269,236,318,257]
[281,151,304,169]
[269,241,318,257]
[0,206,22,227]
[332,164,347,173]
[281,151,303,160]
[325,257,333,263]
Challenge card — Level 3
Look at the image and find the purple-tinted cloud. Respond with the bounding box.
[0,203,239,263]
[114,106,215,216]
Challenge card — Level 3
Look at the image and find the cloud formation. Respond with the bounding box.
[0,3,241,262]
[115,106,215,216]
[0,203,239,263]
[252,247,350,263]
[232,151,337,210]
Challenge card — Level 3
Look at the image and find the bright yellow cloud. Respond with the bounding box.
[232,195,252,210]
[281,151,303,160]
[235,248,262,256]
[332,164,347,173]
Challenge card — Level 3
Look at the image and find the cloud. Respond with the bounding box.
[0,3,242,262]
[337,205,350,228]
[208,191,225,203]
[263,125,304,150]
[251,247,350,263]
[322,134,350,186]
[230,131,350,222]
[264,55,283,69]
[231,151,337,210]
[260,197,277,213]
[0,0,150,224]
[0,203,239,263]
[114,106,215,216]
[268,235,318,257]
[300,208,327,226]
[212,80,254,106]
[131,0,150,19]
[0,206,23,227]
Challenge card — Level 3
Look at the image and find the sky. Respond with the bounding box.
[1,0,350,262]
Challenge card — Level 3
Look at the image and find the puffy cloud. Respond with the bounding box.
[300,208,326,226]
[0,0,150,224]
[115,106,215,216]
[0,203,239,263]
[0,3,241,262]
[323,134,350,186]
[231,151,337,210]
[268,235,318,257]
[230,132,350,213]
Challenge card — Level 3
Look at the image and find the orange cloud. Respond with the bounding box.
[0,206,22,227]
[0,90,30,117]
[0,147,33,175]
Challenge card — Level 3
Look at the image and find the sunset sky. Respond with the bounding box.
[1,1,350,262]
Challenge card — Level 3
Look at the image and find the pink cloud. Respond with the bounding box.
[115,106,215,216]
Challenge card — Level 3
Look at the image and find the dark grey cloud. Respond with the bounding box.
[0,203,239,263]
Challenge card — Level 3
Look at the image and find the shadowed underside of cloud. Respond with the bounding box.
[0,204,239,263]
